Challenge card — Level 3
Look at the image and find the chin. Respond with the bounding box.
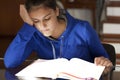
[43,33,51,37]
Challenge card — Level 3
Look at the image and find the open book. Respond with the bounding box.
[15,58,105,80]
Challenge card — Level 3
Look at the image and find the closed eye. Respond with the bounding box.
[31,19,40,23]
[44,17,51,21]
[33,20,39,23]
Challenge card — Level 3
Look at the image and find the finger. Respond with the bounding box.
[95,57,112,66]
[103,60,113,67]
[94,57,104,65]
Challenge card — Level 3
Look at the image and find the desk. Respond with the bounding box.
[0,59,35,80]
[0,69,53,80]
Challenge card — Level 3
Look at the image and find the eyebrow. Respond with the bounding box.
[31,11,52,21]
[43,11,52,19]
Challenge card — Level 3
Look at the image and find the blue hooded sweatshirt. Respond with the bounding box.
[4,11,109,69]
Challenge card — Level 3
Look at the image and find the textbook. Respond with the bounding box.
[15,58,105,80]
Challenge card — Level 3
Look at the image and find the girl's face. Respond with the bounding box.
[29,7,59,37]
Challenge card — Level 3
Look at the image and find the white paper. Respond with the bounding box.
[15,58,105,80]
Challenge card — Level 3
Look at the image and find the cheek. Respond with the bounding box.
[48,18,58,28]
[34,23,42,31]
[49,23,57,32]
[49,22,56,28]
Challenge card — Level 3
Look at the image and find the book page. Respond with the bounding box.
[15,58,68,79]
[16,58,105,80]
[58,58,105,80]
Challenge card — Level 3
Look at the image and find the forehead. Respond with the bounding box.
[29,6,53,14]
[29,7,54,19]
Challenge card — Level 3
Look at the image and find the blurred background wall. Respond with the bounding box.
[0,1,23,58]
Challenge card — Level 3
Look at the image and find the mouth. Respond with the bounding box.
[42,29,50,32]
[45,29,49,31]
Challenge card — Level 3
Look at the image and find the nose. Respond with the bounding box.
[36,21,47,30]
[40,21,47,29]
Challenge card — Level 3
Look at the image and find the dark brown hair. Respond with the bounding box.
[25,0,57,12]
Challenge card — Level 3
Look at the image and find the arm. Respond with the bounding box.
[84,22,108,58]
[4,23,37,68]
[84,22,113,75]
[4,4,36,68]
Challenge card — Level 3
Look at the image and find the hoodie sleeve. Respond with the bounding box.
[4,23,37,68]
[83,22,109,59]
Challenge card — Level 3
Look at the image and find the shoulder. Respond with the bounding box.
[72,19,92,32]
[65,11,91,29]
[76,19,90,27]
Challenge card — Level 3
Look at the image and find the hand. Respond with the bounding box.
[94,56,113,75]
[20,4,33,26]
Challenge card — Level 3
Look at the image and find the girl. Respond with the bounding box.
[4,0,113,79]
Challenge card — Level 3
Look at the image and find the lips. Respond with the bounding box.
[44,29,50,31]
[41,29,50,32]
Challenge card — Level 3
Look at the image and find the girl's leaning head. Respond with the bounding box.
[24,0,61,37]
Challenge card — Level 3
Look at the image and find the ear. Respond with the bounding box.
[55,7,59,16]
